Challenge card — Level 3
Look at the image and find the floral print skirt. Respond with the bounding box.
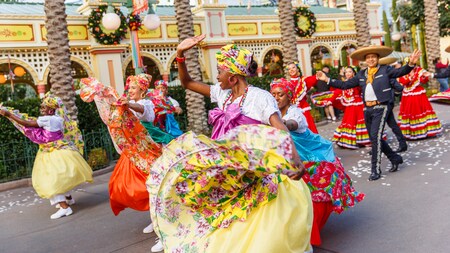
[146,124,313,252]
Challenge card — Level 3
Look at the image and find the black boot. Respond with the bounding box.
[369,170,381,181]
[394,144,407,153]
[389,157,404,172]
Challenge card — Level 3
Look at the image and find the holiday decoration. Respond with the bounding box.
[127,14,142,31]
[13,66,26,77]
[88,5,127,45]
[294,7,316,38]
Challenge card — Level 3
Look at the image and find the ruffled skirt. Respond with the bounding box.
[32,149,93,199]
[146,124,313,252]
[399,90,442,140]
[333,103,370,149]
[109,154,149,215]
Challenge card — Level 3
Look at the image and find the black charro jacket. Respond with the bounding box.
[328,64,414,104]
[435,66,450,79]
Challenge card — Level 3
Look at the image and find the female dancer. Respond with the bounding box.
[0,93,92,219]
[146,35,313,253]
[270,78,365,246]
[152,80,183,138]
[80,76,162,233]
[333,66,371,149]
[287,62,320,133]
[398,63,442,139]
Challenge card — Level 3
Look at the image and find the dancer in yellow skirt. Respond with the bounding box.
[0,93,92,219]
[146,34,313,253]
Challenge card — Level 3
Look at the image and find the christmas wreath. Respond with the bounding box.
[294,7,316,38]
[88,5,127,45]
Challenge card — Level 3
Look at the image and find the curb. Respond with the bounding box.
[0,162,116,192]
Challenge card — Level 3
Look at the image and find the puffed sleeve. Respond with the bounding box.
[37,115,64,132]
[283,107,308,133]
[253,89,281,125]
[135,99,155,123]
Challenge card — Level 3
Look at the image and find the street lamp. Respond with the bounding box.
[101,0,160,30]
[143,4,160,30]
[102,1,122,30]
[100,0,160,74]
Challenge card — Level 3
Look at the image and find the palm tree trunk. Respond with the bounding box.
[352,0,371,47]
[174,0,208,134]
[423,0,441,91]
[278,0,298,78]
[44,0,78,121]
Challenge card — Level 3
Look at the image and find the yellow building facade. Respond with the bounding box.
[0,0,383,98]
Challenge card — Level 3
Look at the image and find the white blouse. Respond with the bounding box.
[130,99,155,123]
[282,105,308,133]
[37,115,64,132]
[210,83,280,125]
[168,96,180,107]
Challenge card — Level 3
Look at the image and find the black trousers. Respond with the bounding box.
[364,104,402,174]
[386,103,407,149]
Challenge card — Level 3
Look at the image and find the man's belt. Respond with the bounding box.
[365,100,380,107]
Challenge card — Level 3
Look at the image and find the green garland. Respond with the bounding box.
[294,7,316,38]
[88,5,127,45]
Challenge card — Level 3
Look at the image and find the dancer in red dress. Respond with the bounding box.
[287,62,319,133]
[398,65,442,139]
[333,67,371,149]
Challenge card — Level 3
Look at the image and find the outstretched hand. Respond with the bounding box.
[117,96,129,105]
[286,152,306,180]
[408,49,421,65]
[0,109,10,117]
[316,71,328,82]
[176,34,206,57]
[422,71,432,78]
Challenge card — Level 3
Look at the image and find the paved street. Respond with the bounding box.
[1,103,449,253]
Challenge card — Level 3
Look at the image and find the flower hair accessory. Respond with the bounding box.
[125,73,153,92]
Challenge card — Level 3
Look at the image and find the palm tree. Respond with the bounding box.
[174,0,208,134]
[352,0,371,47]
[423,0,441,90]
[44,0,78,121]
[278,0,298,78]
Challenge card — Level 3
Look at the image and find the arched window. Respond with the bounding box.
[311,46,332,71]
[0,63,37,101]
[168,59,180,87]
[340,44,358,67]
[262,49,284,77]
[125,57,162,86]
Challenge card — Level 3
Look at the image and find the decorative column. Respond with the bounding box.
[90,46,127,95]
[366,3,383,45]
[36,83,47,98]
[192,3,231,82]
[257,67,263,77]
[333,59,339,68]
[296,40,313,76]
[162,73,169,82]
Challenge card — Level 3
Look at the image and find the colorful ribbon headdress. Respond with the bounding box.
[154,80,168,88]
[270,78,295,99]
[42,92,60,109]
[216,44,254,77]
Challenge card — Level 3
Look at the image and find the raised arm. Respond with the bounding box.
[316,71,359,90]
[303,75,318,90]
[388,49,421,78]
[0,109,39,128]
[176,34,211,97]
